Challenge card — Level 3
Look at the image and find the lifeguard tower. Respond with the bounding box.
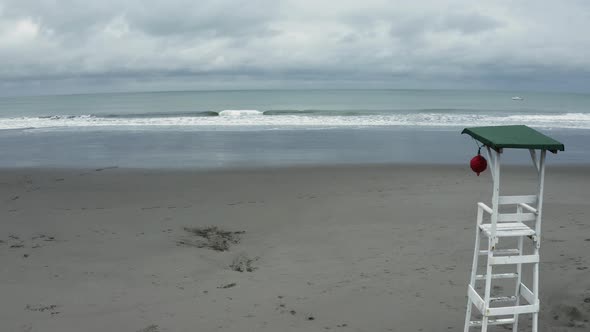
[461,125,564,331]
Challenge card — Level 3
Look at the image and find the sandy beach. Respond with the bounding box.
[1,164,589,332]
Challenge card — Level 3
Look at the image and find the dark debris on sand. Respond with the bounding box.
[551,303,590,329]
[230,253,258,272]
[217,282,237,289]
[136,324,159,332]
[25,304,60,315]
[178,226,244,251]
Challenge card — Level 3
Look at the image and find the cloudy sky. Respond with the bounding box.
[1,0,589,96]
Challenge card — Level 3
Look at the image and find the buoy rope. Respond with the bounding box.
[471,138,485,155]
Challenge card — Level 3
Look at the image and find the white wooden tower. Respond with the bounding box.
[461,125,564,331]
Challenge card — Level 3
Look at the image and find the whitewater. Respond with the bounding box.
[1,110,590,130]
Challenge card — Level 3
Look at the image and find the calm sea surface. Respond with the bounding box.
[0,89,587,168]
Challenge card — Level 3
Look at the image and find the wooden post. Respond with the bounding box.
[482,149,501,332]
[532,150,546,332]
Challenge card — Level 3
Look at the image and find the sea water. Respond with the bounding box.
[0,89,588,168]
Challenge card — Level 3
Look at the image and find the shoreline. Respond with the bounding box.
[1,161,589,173]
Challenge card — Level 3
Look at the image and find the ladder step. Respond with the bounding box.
[490,296,518,303]
[480,222,536,237]
[479,249,520,256]
[490,254,539,265]
[498,195,537,205]
[469,318,515,327]
[488,303,539,316]
[475,273,518,280]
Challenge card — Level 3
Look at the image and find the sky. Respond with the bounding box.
[1,0,590,96]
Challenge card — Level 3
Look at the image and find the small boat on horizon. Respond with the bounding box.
[511,96,524,101]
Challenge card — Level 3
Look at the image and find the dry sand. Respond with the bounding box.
[0,165,589,331]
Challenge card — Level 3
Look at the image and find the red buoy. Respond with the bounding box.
[470,153,487,176]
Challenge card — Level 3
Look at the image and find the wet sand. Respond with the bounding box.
[0,165,589,331]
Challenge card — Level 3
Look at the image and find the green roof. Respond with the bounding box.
[462,125,565,152]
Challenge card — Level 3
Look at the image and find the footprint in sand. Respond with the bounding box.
[25,304,60,315]
[217,282,237,289]
[229,253,258,272]
[179,226,244,252]
[297,194,317,200]
[141,206,161,210]
[551,303,589,328]
[136,325,159,332]
[95,166,118,172]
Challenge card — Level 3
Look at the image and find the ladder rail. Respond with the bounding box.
[518,202,538,214]
[513,208,524,331]
[464,202,485,332]
[531,149,546,332]
[483,149,501,332]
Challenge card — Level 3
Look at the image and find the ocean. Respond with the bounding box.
[0,89,588,168]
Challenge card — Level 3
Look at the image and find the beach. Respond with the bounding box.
[1,165,588,331]
[2,0,590,330]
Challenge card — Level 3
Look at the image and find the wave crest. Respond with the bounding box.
[219,110,263,116]
[1,111,589,130]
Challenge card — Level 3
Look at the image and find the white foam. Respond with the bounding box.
[503,112,590,122]
[1,112,590,131]
[218,110,263,116]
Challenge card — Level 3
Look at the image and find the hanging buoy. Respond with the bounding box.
[470,149,487,176]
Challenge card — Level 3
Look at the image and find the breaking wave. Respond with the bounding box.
[218,110,264,116]
[1,110,590,130]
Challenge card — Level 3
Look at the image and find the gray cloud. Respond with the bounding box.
[439,12,501,35]
[0,0,589,96]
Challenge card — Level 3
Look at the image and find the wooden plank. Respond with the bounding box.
[485,146,495,181]
[479,249,520,256]
[490,254,539,265]
[487,303,538,316]
[477,202,493,214]
[480,223,535,237]
[490,296,517,303]
[513,235,525,332]
[475,273,518,280]
[520,283,536,304]
[498,195,537,205]
[498,212,537,222]
[530,149,539,173]
[468,285,485,313]
[519,203,538,214]
[470,318,515,327]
